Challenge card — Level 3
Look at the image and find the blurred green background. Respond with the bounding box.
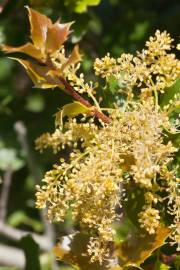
[0,0,179,269]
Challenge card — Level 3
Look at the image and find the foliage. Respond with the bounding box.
[0,1,180,270]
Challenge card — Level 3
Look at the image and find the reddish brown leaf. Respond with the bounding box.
[54,233,109,270]
[1,43,43,60]
[115,225,171,268]
[61,45,82,71]
[46,21,73,54]
[26,6,52,50]
[10,57,64,89]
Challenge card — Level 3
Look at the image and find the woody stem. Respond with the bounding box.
[58,76,111,124]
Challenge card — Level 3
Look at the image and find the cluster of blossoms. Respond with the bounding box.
[3,8,179,264]
[35,30,180,262]
[94,30,180,96]
[36,97,179,262]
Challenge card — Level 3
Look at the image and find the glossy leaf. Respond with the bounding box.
[46,21,73,54]
[61,45,82,71]
[1,43,43,60]
[54,233,109,270]
[2,7,73,59]
[115,225,171,267]
[10,58,63,89]
[62,101,91,117]
[160,78,180,107]
[20,234,41,270]
[75,0,101,13]
[26,6,51,49]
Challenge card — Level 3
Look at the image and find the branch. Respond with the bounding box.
[58,76,111,124]
[0,221,53,251]
[14,121,55,242]
[0,244,25,268]
[46,56,111,124]
[0,169,13,222]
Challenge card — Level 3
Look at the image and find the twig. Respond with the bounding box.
[0,221,53,251]
[45,56,111,124]
[14,121,55,242]
[58,76,111,124]
[0,169,13,222]
[14,121,58,269]
[0,244,25,268]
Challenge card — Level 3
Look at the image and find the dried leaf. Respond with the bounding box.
[46,21,73,54]
[115,225,171,268]
[62,101,91,117]
[1,43,43,60]
[26,6,51,50]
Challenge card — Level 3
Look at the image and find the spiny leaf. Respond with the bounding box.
[26,6,51,49]
[62,101,91,117]
[1,43,43,60]
[160,78,180,107]
[46,21,73,54]
[61,45,82,71]
[9,58,63,89]
[54,233,109,270]
[2,7,73,59]
[115,225,171,267]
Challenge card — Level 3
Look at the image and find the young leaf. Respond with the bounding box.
[26,6,51,50]
[20,234,41,270]
[75,0,101,13]
[2,7,73,60]
[1,43,43,60]
[10,58,64,89]
[62,101,91,117]
[61,45,82,71]
[54,233,109,270]
[160,78,180,107]
[46,21,73,54]
[115,225,171,268]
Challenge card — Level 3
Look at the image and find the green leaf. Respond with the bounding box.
[65,0,101,13]
[62,101,91,117]
[54,233,109,270]
[20,235,41,270]
[154,261,170,270]
[107,75,119,94]
[9,58,63,89]
[115,225,171,267]
[0,148,24,171]
[160,78,180,107]
[7,211,43,232]
[25,94,45,113]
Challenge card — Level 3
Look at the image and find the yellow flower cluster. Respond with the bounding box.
[35,30,179,263]
[138,207,161,234]
[94,30,180,95]
[36,96,178,262]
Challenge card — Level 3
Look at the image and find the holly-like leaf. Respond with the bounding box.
[10,58,64,89]
[54,233,109,270]
[1,43,43,60]
[160,78,180,107]
[46,21,73,54]
[62,101,91,117]
[2,7,73,59]
[61,45,82,71]
[115,225,171,268]
[26,6,51,50]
